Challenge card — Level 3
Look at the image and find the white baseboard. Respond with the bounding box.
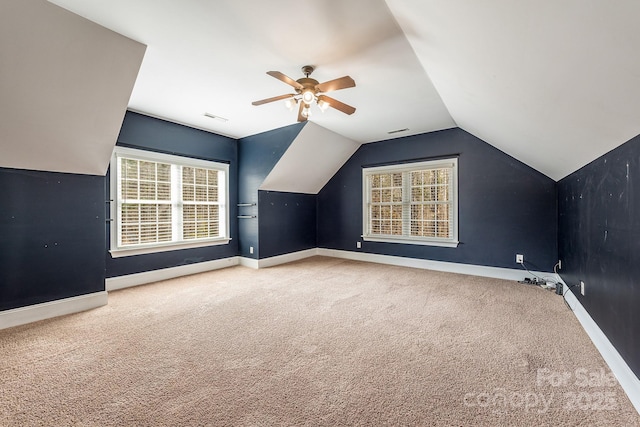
[239,257,259,269]
[106,256,239,291]
[241,248,546,282]
[239,248,318,269]
[260,248,319,268]
[559,280,640,415]
[0,291,108,330]
[317,248,547,282]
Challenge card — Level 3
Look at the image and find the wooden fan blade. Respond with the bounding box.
[252,94,295,106]
[316,76,355,93]
[267,71,304,90]
[297,101,307,122]
[317,95,356,115]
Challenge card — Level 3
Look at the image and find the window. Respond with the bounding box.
[362,158,458,247]
[110,147,230,257]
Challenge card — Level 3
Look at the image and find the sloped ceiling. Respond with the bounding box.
[0,0,145,175]
[10,0,640,181]
[260,123,361,194]
[387,0,640,180]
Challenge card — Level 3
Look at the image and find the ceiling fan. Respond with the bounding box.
[252,65,356,122]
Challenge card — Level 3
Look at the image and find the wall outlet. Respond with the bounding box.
[580,281,585,296]
[356,241,362,249]
[516,254,524,264]
[249,246,254,254]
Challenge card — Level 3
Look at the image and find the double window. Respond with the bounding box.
[362,158,458,247]
[110,147,229,257]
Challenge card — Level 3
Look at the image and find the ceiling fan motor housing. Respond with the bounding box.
[296,77,319,105]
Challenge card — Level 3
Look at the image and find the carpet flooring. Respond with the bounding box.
[1,256,638,426]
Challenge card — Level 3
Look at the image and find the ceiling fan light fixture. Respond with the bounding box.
[301,105,312,118]
[284,97,296,110]
[301,90,315,105]
[317,99,330,112]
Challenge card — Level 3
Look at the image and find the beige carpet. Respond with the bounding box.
[1,256,638,426]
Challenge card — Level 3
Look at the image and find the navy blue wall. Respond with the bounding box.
[258,190,317,258]
[237,123,305,259]
[0,168,105,311]
[558,134,640,379]
[318,128,558,271]
[106,112,238,277]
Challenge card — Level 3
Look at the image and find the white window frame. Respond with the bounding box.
[109,146,230,258]
[362,158,459,248]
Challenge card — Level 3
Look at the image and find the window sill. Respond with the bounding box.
[362,235,459,248]
[109,238,231,258]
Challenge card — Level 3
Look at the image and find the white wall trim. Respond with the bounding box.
[243,247,548,281]
[106,256,239,291]
[317,248,548,281]
[258,248,319,268]
[239,257,260,269]
[239,248,319,269]
[559,279,640,415]
[0,291,108,330]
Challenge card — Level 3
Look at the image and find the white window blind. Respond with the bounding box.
[362,159,458,247]
[182,167,221,240]
[110,147,229,257]
[119,158,173,246]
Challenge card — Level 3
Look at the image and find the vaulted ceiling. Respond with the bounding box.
[1,0,144,175]
[5,1,640,180]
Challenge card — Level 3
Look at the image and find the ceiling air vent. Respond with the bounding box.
[204,112,228,123]
[387,128,409,135]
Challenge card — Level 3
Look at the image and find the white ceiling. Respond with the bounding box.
[47,0,454,145]
[40,0,640,180]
